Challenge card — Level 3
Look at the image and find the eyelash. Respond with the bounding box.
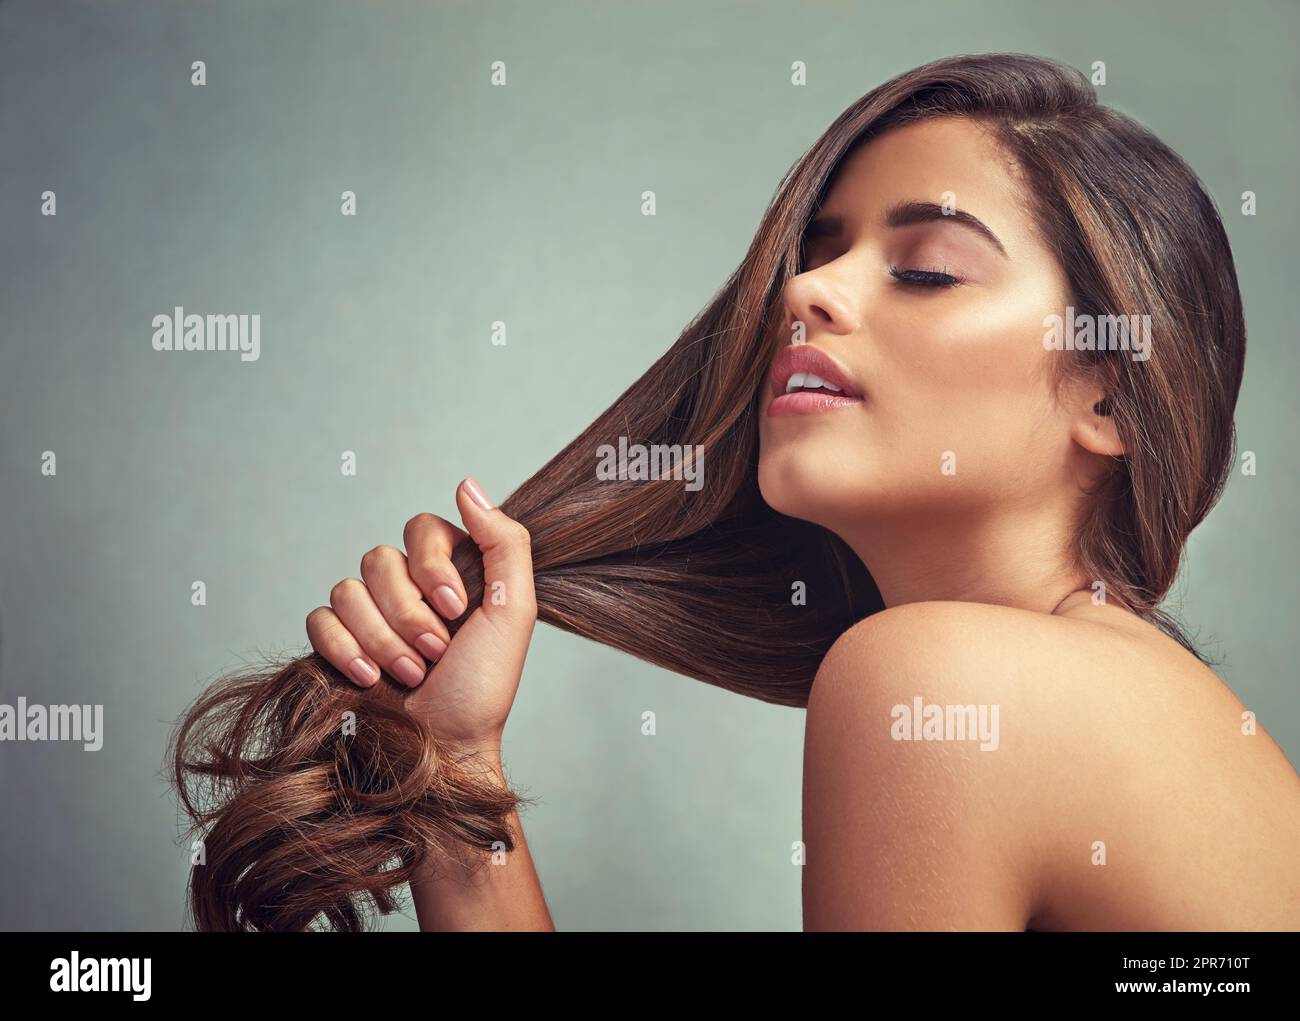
[889,265,963,288]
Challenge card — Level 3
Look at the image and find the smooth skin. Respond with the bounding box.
[308,118,1300,930]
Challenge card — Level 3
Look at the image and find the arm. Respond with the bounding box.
[410,753,555,931]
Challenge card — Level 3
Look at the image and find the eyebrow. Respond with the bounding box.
[804,200,1008,258]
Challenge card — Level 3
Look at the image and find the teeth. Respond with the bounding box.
[803,373,841,392]
[784,370,844,394]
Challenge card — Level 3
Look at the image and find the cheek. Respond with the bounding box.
[891,293,1052,404]
[905,293,1041,377]
[869,300,1061,474]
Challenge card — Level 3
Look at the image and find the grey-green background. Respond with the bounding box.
[1,0,1295,930]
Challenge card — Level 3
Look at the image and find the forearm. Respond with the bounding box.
[410,754,555,932]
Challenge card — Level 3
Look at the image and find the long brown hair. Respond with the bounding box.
[171,53,1246,930]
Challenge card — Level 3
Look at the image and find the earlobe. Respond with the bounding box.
[1072,399,1126,457]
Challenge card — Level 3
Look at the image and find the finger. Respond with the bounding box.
[403,512,471,624]
[359,544,450,664]
[306,605,382,689]
[329,578,429,688]
[453,477,537,628]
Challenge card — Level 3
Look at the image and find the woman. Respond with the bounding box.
[172,53,1300,931]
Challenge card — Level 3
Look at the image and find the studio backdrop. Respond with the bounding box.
[0,0,1296,930]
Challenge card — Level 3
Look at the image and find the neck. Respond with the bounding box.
[837,502,1089,617]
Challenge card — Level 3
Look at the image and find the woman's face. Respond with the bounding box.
[757,116,1090,540]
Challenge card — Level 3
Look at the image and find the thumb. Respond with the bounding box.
[454,477,538,628]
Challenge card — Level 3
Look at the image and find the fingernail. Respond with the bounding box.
[414,632,448,660]
[463,476,494,511]
[348,657,380,687]
[432,584,467,619]
[392,655,426,687]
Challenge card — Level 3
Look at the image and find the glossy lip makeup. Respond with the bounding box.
[766,344,865,417]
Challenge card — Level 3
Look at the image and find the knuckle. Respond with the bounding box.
[392,603,431,635]
[306,608,348,650]
[506,521,533,553]
[403,512,440,546]
[360,543,399,575]
[405,552,440,585]
[329,577,364,607]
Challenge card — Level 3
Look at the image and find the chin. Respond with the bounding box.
[757,449,858,528]
[760,447,960,533]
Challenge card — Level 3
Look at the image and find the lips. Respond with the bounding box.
[768,345,861,400]
[766,345,865,417]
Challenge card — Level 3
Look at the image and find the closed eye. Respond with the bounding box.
[889,266,962,288]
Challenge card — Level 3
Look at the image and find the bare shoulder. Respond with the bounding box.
[802,600,1300,931]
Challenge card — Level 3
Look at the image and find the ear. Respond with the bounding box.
[1067,380,1126,458]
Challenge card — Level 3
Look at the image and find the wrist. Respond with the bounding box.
[439,733,506,776]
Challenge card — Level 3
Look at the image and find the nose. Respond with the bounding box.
[781,266,859,341]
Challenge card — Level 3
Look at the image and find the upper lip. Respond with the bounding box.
[769,345,861,399]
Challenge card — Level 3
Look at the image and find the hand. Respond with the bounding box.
[305,477,537,755]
